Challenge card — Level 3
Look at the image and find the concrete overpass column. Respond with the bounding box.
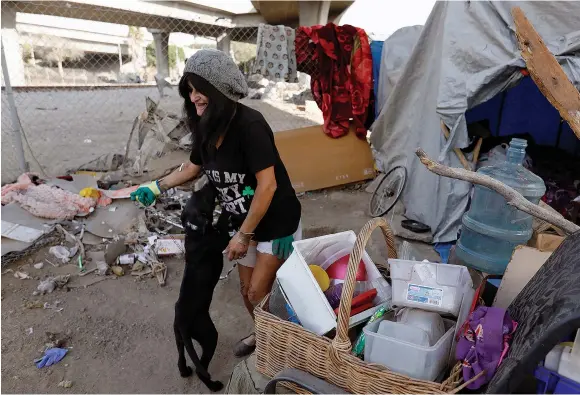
[1,6,25,86]
[217,33,231,57]
[148,29,170,79]
[299,1,331,26]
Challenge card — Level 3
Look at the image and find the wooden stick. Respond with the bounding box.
[440,121,472,171]
[472,137,483,165]
[415,148,579,235]
[512,7,580,140]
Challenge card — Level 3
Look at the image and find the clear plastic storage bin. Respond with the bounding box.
[364,315,455,381]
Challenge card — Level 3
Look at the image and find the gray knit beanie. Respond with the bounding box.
[184,49,248,101]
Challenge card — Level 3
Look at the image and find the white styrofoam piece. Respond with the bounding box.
[277,231,391,335]
[1,220,47,243]
[389,259,473,317]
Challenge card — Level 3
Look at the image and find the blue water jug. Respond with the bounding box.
[455,138,546,275]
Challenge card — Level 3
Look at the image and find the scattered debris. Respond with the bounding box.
[132,267,153,278]
[45,259,58,268]
[55,224,85,265]
[34,262,44,270]
[131,262,145,272]
[34,274,71,295]
[83,139,93,144]
[111,266,124,277]
[105,237,127,265]
[155,235,185,256]
[68,276,112,289]
[152,262,167,286]
[45,331,70,349]
[49,245,76,264]
[27,327,33,335]
[14,271,32,280]
[58,380,73,389]
[35,347,68,368]
[44,300,63,312]
[118,253,136,265]
[24,300,45,309]
[96,261,109,276]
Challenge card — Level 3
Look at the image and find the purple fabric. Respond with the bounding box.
[455,306,517,390]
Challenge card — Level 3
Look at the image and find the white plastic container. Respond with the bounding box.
[558,330,580,383]
[558,346,580,383]
[277,231,392,335]
[389,259,473,317]
[545,344,565,371]
[364,315,456,381]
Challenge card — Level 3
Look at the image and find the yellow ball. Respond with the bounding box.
[309,265,330,292]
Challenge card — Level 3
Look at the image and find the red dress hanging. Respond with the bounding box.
[295,23,373,138]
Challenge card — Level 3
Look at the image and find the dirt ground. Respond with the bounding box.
[1,187,439,394]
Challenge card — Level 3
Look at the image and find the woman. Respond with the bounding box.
[131,49,302,357]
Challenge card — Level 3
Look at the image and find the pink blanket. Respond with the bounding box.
[1,173,97,220]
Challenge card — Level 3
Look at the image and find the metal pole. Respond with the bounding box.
[1,40,28,173]
[118,43,123,71]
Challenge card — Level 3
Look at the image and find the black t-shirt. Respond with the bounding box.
[190,103,301,242]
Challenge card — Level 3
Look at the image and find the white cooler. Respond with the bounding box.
[276,231,392,335]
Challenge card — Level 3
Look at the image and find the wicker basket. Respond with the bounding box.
[255,217,475,394]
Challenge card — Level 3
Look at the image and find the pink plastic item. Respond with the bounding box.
[326,254,367,281]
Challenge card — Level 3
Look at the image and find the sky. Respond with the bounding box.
[197,0,436,39]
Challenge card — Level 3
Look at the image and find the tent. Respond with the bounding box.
[370,1,580,242]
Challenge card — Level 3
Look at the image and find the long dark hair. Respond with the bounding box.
[178,72,237,162]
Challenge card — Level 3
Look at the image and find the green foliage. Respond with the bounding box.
[146,43,185,68]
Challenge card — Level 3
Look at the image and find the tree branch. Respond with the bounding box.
[512,7,580,140]
[415,148,579,235]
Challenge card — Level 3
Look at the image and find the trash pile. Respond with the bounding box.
[76,96,191,177]
[246,73,313,104]
[1,166,197,292]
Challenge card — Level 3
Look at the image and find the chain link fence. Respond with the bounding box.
[2,1,372,184]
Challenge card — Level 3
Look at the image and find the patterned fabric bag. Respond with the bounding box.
[456,306,517,390]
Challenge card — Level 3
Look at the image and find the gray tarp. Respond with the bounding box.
[370,1,580,242]
[376,25,423,114]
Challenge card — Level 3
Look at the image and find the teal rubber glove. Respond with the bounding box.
[272,235,294,260]
[130,181,161,206]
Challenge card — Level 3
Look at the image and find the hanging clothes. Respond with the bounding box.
[295,23,373,138]
[253,23,298,82]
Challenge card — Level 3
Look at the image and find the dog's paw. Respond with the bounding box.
[208,380,224,392]
[179,366,193,377]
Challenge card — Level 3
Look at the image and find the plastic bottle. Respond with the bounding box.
[455,138,546,274]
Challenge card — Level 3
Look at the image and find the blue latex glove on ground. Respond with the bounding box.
[272,235,294,260]
[130,181,161,207]
[35,347,68,368]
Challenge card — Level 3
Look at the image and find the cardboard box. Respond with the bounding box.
[530,232,566,252]
[274,125,375,193]
[493,246,552,309]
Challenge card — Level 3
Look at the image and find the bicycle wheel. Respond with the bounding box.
[368,166,407,217]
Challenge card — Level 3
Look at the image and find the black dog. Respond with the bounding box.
[174,179,229,392]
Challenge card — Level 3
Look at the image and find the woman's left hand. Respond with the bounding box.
[227,233,250,261]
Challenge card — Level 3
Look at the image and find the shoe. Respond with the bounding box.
[233,333,256,358]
